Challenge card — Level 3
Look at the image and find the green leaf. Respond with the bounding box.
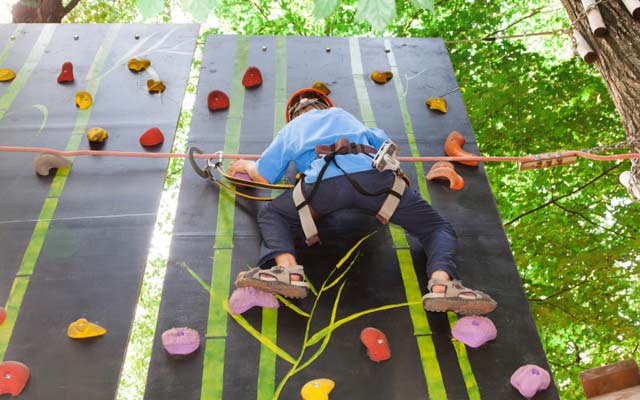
[313,0,340,19]
[410,0,434,10]
[181,0,219,21]
[355,0,397,32]
[135,0,164,19]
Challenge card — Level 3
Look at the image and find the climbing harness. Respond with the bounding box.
[292,138,409,245]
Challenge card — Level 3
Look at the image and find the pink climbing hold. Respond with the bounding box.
[451,316,497,348]
[228,287,279,314]
[510,364,551,399]
[139,127,164,147]
[233,172,252,181]
[161,327,200,356]
[57,61,74,83]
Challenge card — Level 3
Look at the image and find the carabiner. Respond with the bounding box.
[188,146,212,179]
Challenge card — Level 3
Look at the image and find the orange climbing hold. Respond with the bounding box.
[57,61,74,83]
[242,66,262,88]
[0,307,6,325]
[444,131,479,167]
[370,70,393,84]
[75,91,93,109]
[426,161,464,190]
[147,79,166,94]
[312,81,331,95]
[128,58,151,72]
[67,318,107,339]
[207,90,229,111]
[360,327,391,362]
[300,378,335,400]
[0,361,30,397]
[139,127,164,147]
[426,97,447,113]
[0,69,16,82]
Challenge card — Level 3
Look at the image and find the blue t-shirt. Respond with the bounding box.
[256,108,389,183]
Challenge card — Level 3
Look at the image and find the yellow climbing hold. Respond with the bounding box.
[75,91,93,110]
[312,81,331,96]
[301,378,335,400]
[370,70,393,84]
[86,127,108,143]
[147,79,166,94]
[67,318,107,339]
[426,97,447,113]
[127,58,151,72]
[0,68,16,82]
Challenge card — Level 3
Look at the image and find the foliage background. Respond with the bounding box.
[3,0,639,398]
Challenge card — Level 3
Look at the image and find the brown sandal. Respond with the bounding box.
[234,265,309,299]
[422,279,497,315]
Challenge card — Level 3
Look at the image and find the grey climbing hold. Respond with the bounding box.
[34,154,71,176]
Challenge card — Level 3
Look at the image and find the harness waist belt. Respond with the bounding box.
[315,138,376,157]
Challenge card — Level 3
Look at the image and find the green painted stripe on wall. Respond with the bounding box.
[201,35,250,400]
[0,24,25,67]
[0,277,29,360]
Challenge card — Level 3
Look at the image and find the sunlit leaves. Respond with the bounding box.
[313,0,340,20]
[409,0,434,10]
[355,0,397,31]
[181,0,219,21]
[135,0,164,19]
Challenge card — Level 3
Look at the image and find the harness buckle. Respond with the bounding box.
[372,140,401,173]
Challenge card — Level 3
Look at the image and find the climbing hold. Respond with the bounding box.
[451,316,497,348]
[242,66,263,88]
[127,58,151,72]
[147,79,166,94]
[360,327,391,362]
[86,127,108,144]
[67,318,107,339]
[444,130,479,167]
[510,365,551,399]
[228,287,279,315]
[312,81,331,96]
[207,90,230,111]
[161,327,201,356]
[426,97,447,113]
[0,69,16,82]
[0,307,6,325]
[370,71,393,84]
[426,161,464,190]
[75,91,93,110]
[0,361,30,397]
[139,127,164,147]
[57,61,74,83]
[301,378,335,400]
[33,154,71,177]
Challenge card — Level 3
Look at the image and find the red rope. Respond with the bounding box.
[1,145,639,163]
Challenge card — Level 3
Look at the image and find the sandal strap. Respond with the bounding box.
[251,265,308,287]
[428,279,488,300]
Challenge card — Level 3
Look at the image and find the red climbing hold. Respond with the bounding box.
[57,61,74,83]
[0,307,6,325]
[242,66,263,88]
[360,327,391,362]
[0,361,30,397]
[208,90,229,111]
[139,127,164,147]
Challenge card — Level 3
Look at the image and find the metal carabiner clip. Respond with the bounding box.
[188,146,214,179]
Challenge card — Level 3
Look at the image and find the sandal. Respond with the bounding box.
[422,279,497,315]
[234,265,309,299]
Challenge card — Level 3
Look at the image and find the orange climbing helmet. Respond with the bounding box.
[285,88,334,122]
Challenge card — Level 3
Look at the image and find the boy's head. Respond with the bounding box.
[286,88,333,122]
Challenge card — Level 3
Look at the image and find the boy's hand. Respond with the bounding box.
[229,159,255,176]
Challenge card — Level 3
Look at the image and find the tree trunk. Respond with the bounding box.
[560,0,640,195]
[12,0,81,23]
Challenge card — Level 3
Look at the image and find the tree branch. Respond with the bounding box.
[63,0,81,15]
[529,279,592,302]
[504,163,623,226]
[552,200,632,239]
[486,7,543,38]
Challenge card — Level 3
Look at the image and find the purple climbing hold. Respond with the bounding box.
[228,287,279,315]
[510,364,551,399]
[451,316,497,348]
[161,327,200,356]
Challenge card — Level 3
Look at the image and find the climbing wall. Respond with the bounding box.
[142,35,559,399]
[0,24,198,399]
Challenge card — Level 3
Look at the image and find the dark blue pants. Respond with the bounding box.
[256,170,459,280]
